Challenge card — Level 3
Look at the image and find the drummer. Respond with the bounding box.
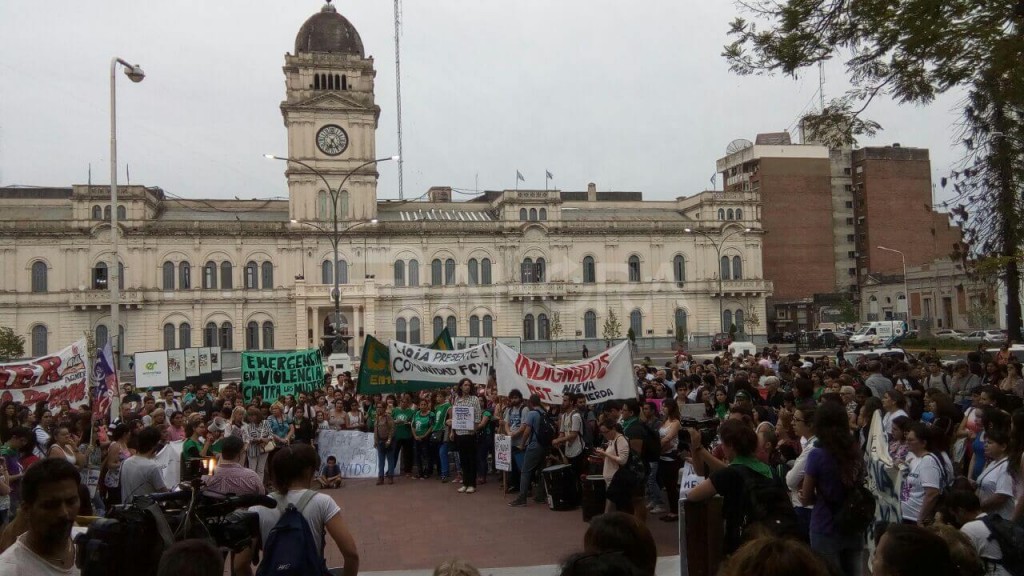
[552,394,585,478]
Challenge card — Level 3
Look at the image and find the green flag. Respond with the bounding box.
[241,348,323,403]
[357,328,454,394]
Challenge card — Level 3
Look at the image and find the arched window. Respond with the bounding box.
[162,261,175,290]
[336,260,349,284]
[718,208,725,220]
[523,314,535,341]
[396,318,407,342]
[431,259,442,286]
[628,255,641,283]
[221,261,233,289]
[263,321,274,350]
[341,74,347,90]
[583,256,596,283]
[322,260,333,285]
[409,317,421,344]
[529,208,538,221]
[245,261,258,289]
[727,208,734,220]
[869,295,879,315]
[93,262,108,289]
[163,323,176,350]
[584,311,597,339]
[630,309,643,337]
[246,321,259,350]
[519,208,527,221]
[95,325,108,348]
[327,74,333,89]
[735,208,743,220]
[468,259,479,285]
[179,323,191,349]
[117,262,124,291]
[720,256,730,280]
[314,74,321,90]
[539,208,547,221]
[481,258,492,285]
[338,190,349,219]
[203,262,217,289]
[446,315,457,337]
[521,257,534,283]
[31,261,47,293]
[673,255,686,283]
[179,262,191,290]
[433,316,444,338]
[538,313,550,340]
[92,205,102,220]
[317,190,329,220]
[204,322,217,347]
[469,315,480,337]
[722,310,733,333]
[409,260,420,286]
[482,315,493,337]
[104,205,111,221]
[117,205,126,221]
[334,74,341,90]
[536,258,546,283]
[394,260,405,287]
[444,259,455,285]
[732,256,743,280]
[674,309,688,337]
[261,262,274,289]
[219,321,233,350]
[734,310,745,334]
[31,325,47,356]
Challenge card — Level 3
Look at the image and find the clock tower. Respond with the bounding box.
[281,1,381,222]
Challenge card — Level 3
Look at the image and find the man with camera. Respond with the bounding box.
[204,436,264,496]
[0,458,81,575]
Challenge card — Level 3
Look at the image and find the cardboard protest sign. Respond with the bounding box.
[0,338,90,410]
[494,340,634,405]
[387,340,491,385]
[495,434,512,472]
[317,430,400,478]
[452,405,475,431]
[356,329,455,395]
[241,348,323,403]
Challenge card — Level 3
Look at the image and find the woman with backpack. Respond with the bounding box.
[900,422,948,526]
[800,401,865,576]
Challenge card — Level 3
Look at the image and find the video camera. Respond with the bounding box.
[681,417,720,450]
[75,480,276,576]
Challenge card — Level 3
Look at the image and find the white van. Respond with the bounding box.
[849,321,907,348]
[728,341,757,357]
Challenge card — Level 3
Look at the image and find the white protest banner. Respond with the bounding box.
[388,340,491,385]
[452,405,475,431]
[495,434,512,472]
[134,351,169,389]
[865,411,902,560]
[0,338,90,410]
[317,429,400,478]
[494,340,635,406]
[154,440,184,488]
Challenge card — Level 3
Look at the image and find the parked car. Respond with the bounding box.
[960,330,1007,344]
[767,332,786,344]
[841,346,914,365]
[711,332,732,351]
[934,329,965,340]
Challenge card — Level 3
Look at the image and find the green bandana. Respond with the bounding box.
[731,454,772,479]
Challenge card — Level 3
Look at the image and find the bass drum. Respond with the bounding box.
[542,463,579,511]
[581,475,606,522]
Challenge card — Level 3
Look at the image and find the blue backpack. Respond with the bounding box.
[256,491,330,576]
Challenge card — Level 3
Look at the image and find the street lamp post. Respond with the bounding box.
[877,245,909,322]
[109,57,145,368]
[267,154,396,353]
[685,226,752,333]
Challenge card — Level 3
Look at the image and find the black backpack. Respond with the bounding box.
[981,514,1024,576]
[735,464,800,540]
[832,481,876,536]
[640,422,662,462]
[531,409,558,448]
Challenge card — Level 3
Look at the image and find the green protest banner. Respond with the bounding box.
[241,348,323,403]
[357,329,454,395]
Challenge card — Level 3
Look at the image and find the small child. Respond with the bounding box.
[317,455,343,489]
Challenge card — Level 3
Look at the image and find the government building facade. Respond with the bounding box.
[0,3,771,365]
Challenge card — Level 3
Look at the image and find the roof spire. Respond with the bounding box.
[322,0,336,13]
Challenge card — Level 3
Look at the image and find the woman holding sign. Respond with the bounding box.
[452,378,483,494]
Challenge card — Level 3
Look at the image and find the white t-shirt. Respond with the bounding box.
[882,409,908,436]
[900,453,944,522]
[251,489,341,557]
[0,534,78,576]
[961,514,1013,576]
[976,458,1016,520]
[119,455,167,503]
[786,439,816,509]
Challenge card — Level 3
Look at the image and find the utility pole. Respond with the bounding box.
[394,0,404,199]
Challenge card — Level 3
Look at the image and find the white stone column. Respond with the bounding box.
[352,306,361,358]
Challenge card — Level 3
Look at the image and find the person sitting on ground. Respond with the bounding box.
[582,511,657,576]
[317,455,343,489]
[157,539,224,576]
[871,523,960,576]
[0,458,81,575]
[204,436,264,496]
[718,535,830,576]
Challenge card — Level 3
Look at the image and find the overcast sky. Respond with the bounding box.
[0,0,966,205]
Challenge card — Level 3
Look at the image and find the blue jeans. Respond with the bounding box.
[646,461,663,508]
[810,530,864,576]
[515,445,547,503]
[435,438,450,477]
[376,441,397,479]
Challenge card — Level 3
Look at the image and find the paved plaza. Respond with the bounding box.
[321,475,680,573]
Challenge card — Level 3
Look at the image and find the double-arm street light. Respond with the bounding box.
[685,226,752,333]
[878,245,909,322]
[110,57,145,367]
[265,154,397,352]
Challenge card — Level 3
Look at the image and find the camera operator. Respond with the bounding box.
[0,458,80,575]
[232,444,359,576]
[204,436,264,497]
[121,427,169,503]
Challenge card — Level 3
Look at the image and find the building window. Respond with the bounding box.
[529,208,538,221]
[161,261,174,290]
[219,322,233,350]
[481,258,492,285]
[846,217,855,225]
[336,260,348,284]
[673,255,685,283]
[583,256,596,283]
[732,256,743,280]
[245,261,259,290]
[263,321,274,349]
[846,234,855,242]
[322,260,333,285]
[445,259,455,285]
[848,251,857,259]
[628,255,640,283]
[523,314,535,341]
[103,205,111,221]
[409,260,420,287]
[261,262,274,289]
[220,261,233,289]
[96,325,108,349]
[482,315,493,337]
[723,309,733,332]
[845,201,854,208]
[31,261,47,293]
[163,323,175,350]
[539,208,547,220]
[117,205,126,221]
[396,318,407,342]
[317,190,329,220]
[735,310,745,333]
[584,310,597,339]
[536,258,546,283]
[446,315,457,337]
[179,262,191,289]
[674,309,688,337]
[519,208,527,221]
[409,317,421,344]
[727,209,734,220]
[629,309,642,337]
[521,258,534,283]
[538,313,550,340]
[246,321,259,350]
[735,208,742,220]
[179,323,191,348]
[720,256,730,280]
[92,205,102,220]
[468,259,479,285]
[338,191,349,219]
[431,259,442,286]
[204,322,217,347]
[433,316,444,338]
[394,261,405,287]
[203,261,217,289]
[848,267,857,276]
[31,325,47,357]
[469,315,480,337]
[93,262,108,289]
[718,208,725,220]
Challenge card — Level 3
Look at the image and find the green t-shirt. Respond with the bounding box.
[210,439,224,456]
[392,407,415,440]
[412,411,434,437]
[480,409,494,436]
[432,403,451,432]
[366,406,377,431]
[183,438,203,459]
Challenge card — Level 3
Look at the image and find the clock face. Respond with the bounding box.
[316,124,349,156]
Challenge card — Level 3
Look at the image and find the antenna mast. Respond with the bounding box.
[394,0,405,199]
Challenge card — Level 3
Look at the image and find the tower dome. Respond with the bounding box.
[294,1,364,57]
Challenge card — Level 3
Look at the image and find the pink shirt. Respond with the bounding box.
[167,426,186,442]
[204,462,265,497]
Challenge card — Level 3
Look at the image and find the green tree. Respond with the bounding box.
[723,0,1024,340]
[0,326,25,362]
[602,308,622,346]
